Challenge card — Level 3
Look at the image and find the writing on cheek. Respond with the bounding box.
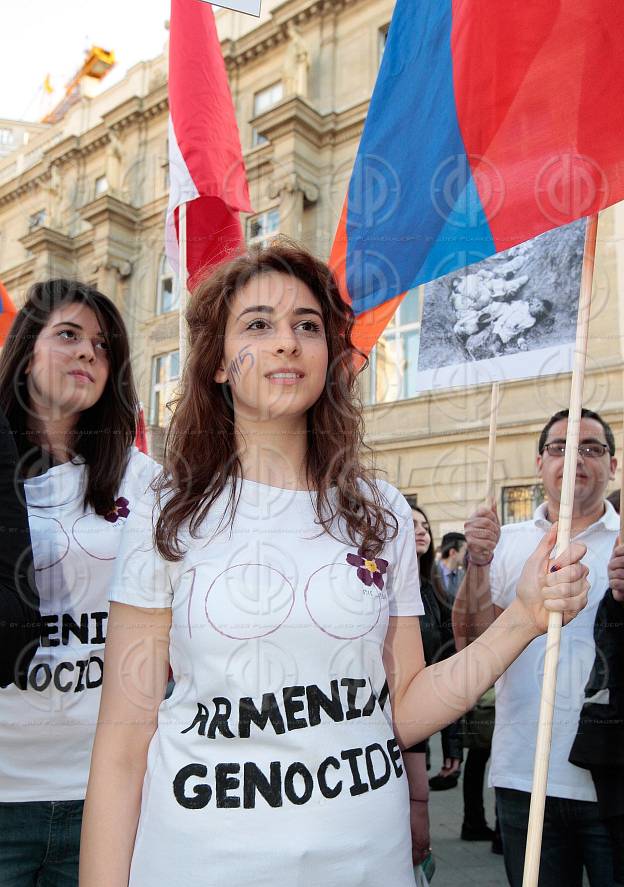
[227,346,255,386]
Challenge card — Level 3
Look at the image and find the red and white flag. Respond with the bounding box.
[166,0,252,289]
[135,404,148,455]
[0,280,17,347]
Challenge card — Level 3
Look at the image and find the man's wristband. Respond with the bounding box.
[466,551,494,568]
[409,797,428,803]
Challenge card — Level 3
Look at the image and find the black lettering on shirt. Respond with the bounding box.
[306,681,344,726]
[90,612,108,645]
[284,762,314,805]
[283,686,307,731]
[173,764,211,809]
[365,743,391,790]
[62,613,89,645]
[340,747,369,796]
[208,698,235,739]
[181,703,210,737]
[215,763,240,808]
[238,694,285,738]
[40,615,59,647]
[387,738,403,778]
[341,678,367,720]
[243,762,283,809]
[317,756,342,799]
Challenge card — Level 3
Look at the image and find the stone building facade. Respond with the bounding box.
[0,0,622,537]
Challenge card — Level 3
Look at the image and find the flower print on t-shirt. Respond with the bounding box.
[346,547,389,591]
[104,497,131,523]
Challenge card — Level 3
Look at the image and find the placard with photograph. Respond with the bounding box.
[415,219,586,390]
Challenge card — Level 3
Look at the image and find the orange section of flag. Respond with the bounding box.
[329,199,406,368]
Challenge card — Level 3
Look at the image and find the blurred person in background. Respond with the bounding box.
[436,532,467,601]
[407,500,463,798]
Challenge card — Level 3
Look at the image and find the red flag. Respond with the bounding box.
[0,280,17,346]
[166,0,252,289]
[135,404,148,455]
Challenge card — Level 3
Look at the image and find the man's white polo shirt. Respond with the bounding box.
[488,500,619,801]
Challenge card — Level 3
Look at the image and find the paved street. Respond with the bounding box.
[426,741,506,886]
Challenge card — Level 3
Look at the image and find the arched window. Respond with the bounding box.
[156,254,177,314]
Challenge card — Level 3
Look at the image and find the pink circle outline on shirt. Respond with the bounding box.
[201,562,296,640]
[29,515,70,571]
[71,512,121,561]
[304,562,382,640]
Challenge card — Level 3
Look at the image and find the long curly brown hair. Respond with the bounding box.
[154,241,398,561]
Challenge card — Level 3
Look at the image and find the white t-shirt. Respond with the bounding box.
[488,501,619,801]
[109,477,423,887]
[0,448,160,802]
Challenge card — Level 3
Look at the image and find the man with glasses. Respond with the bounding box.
[453,407,618,886]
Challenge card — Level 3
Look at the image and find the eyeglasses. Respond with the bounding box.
[542,442,610,458]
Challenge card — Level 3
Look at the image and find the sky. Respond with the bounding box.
[1,0,171,121]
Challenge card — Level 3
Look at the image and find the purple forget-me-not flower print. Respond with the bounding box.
[104,497,130,524]
[346,548,389,590]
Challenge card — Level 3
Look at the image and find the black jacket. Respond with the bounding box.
[416,578,463,761]
[0,408,41,688]
[569,588,624,817]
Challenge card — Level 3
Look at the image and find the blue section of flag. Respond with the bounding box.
[345,0,495,316]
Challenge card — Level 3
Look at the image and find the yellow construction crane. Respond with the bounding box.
[42,46,115,125]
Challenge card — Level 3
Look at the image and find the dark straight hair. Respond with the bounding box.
[0,279,138,515]
[404,498,448,600]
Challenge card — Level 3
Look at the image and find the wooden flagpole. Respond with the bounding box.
[522,213,599,887]
[485,382,500,505]
[178,203,189,369]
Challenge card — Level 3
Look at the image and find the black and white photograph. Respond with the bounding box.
[416,219,586,390]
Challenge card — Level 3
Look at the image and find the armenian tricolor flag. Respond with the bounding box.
[330,0,624,359]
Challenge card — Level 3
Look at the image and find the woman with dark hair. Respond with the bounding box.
[81,243,588,887]
[0,279,159,886]
[408,503,463,773]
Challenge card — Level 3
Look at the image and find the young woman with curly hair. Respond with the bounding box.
[81,244,588,887]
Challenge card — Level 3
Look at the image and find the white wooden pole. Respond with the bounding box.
[485,382,500,505]
[521,212,599,886]
[178,202,188,369]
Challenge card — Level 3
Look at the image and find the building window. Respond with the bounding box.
[150,350,180,426]
[0,128,14,146]
[156,254,177,314]
[246,208,280,248]
[28,208,47,231]
[378,24,390,66]
[251,81,284,147]
[94,174,108,196]
[362,289,421,404]
[501,484,545,524]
